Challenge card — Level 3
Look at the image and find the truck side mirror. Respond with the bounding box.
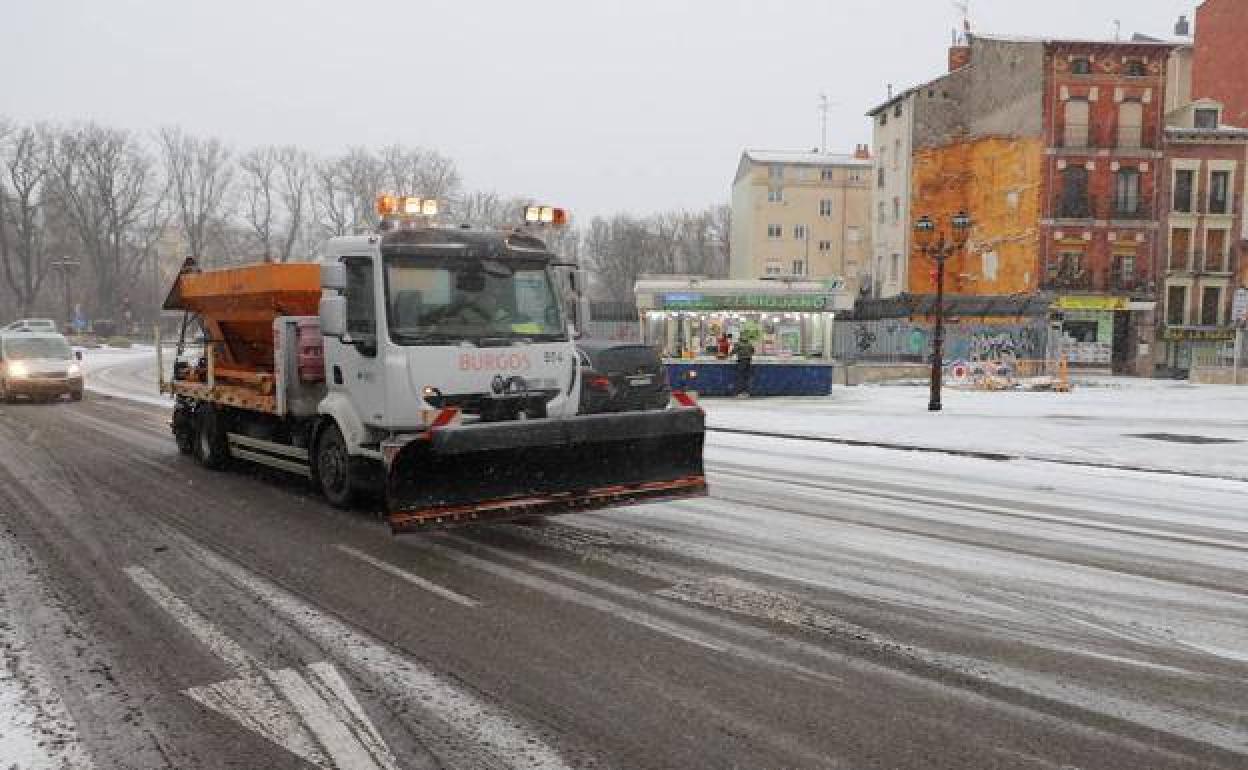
[320,296,347,338]
[569,270,589,294]
[321,262,347,291]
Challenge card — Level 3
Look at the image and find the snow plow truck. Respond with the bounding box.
[161,198,707,533]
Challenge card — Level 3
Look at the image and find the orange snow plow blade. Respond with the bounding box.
[386,407,707,532]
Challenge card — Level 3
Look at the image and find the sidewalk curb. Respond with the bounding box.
[707,426,1248,484]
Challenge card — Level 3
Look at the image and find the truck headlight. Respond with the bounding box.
[8,361,29,379]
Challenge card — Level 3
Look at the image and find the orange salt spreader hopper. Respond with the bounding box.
[162,261,322,408]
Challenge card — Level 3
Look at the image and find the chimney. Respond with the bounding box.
[854,144,871,160]
[1174,14,1190,37]
[949,44,971,72]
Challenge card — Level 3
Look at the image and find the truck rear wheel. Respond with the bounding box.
[315,423,359,508]
[194,406,231,470]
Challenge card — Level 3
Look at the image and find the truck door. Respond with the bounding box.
[333,256,388,424]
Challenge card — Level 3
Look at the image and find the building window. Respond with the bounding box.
[817,240,832,252]
[878,202,887,224]
[1200,287,1221,326]
[847,169,864,182]
[1173,169,1194,212]
[1114,169,1140,216]
[892,197,901,223]
[1064,100,1090,148]
[1193,108,1219,129]
[819,199,833,217]
[767,187,783,203]
[792,260,805,276]
[793,224,807,240]
[1209,170,1230,214]
[1117,101,1143,148]
[893,139,901,169]
[821,168,835,181]
[767,224,782,239]
[1169,227,1191,270]
[1060,166,1090,218]
[1050,250,1086,288]
[877,167,886,188]
[1125,59,1147,77]
[889,254,899,282]
[1112,253,1136,289]
[880,112,888,126]
[847,226,862,243]
[1167,285,1187,325]
[765,260,783,276]
[894,103,902,118]
[1206,229,1228,272]
[768,165,784,182]
[1071,57,1091,74]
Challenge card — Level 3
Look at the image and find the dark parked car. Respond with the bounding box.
[577,340,670,414]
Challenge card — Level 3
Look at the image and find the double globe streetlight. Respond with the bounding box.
[914,211,972,412]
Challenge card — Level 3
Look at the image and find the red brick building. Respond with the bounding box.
[1041,41,1176,374]
[1193,0,1248,129]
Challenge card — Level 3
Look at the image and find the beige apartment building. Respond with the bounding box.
[729,148,873,292]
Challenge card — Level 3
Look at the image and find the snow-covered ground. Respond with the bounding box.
[78,345,172,408]
[80,349,1248,480]
[702,379,1248,480]
[0,532,95,769]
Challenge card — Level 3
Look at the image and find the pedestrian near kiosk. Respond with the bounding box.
[717,332,732,358]
[731,334,755,397]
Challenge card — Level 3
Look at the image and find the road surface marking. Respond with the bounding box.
[125,566,399,770]
[125,566,253,672]
[180,540,574,770]
[335,544,480,608]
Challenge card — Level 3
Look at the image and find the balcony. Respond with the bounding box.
[1052,197,1157,222]
[1109,272,1149,292]
[1053,195,1093,220]
[1041,267,1093,291]
[1108,201,1153,222]
[1054,123,1158,152]
[1043,269,1153,294]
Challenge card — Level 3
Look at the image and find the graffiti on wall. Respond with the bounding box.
[835,319,1046,364]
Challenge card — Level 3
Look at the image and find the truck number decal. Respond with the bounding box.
[459,352,532,372]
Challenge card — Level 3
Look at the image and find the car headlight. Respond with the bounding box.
[8,361,29,379]
[68,363,82,377]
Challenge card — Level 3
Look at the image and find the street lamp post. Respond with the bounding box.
[914,212,972,412]
[49,257,81,333]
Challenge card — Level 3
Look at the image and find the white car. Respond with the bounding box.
[0,330,84,402]
[2,318,58,333]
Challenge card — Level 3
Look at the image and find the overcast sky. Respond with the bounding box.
[1,0,1196,221]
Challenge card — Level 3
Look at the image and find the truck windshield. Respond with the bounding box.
[2,337,72,360]
[385,256,566,344]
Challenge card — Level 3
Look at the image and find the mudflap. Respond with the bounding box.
[386,407,707,532]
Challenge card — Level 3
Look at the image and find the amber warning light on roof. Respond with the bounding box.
[524,205,569,227]
[376,195,438,218]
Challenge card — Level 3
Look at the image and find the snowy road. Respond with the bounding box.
[0,354,1244,768]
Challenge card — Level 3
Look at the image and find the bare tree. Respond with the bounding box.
[53,123,156,317]
[0,123,56,317]
[380,144,461,200]
[159,127,234,264]
[274,146,312,261]
[238,146,277,261]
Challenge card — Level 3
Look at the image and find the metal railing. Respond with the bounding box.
[1053,195,1093,219]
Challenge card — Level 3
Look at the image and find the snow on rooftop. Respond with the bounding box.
[743,149,871,167]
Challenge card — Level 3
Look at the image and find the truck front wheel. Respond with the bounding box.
[315,423,359,508]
